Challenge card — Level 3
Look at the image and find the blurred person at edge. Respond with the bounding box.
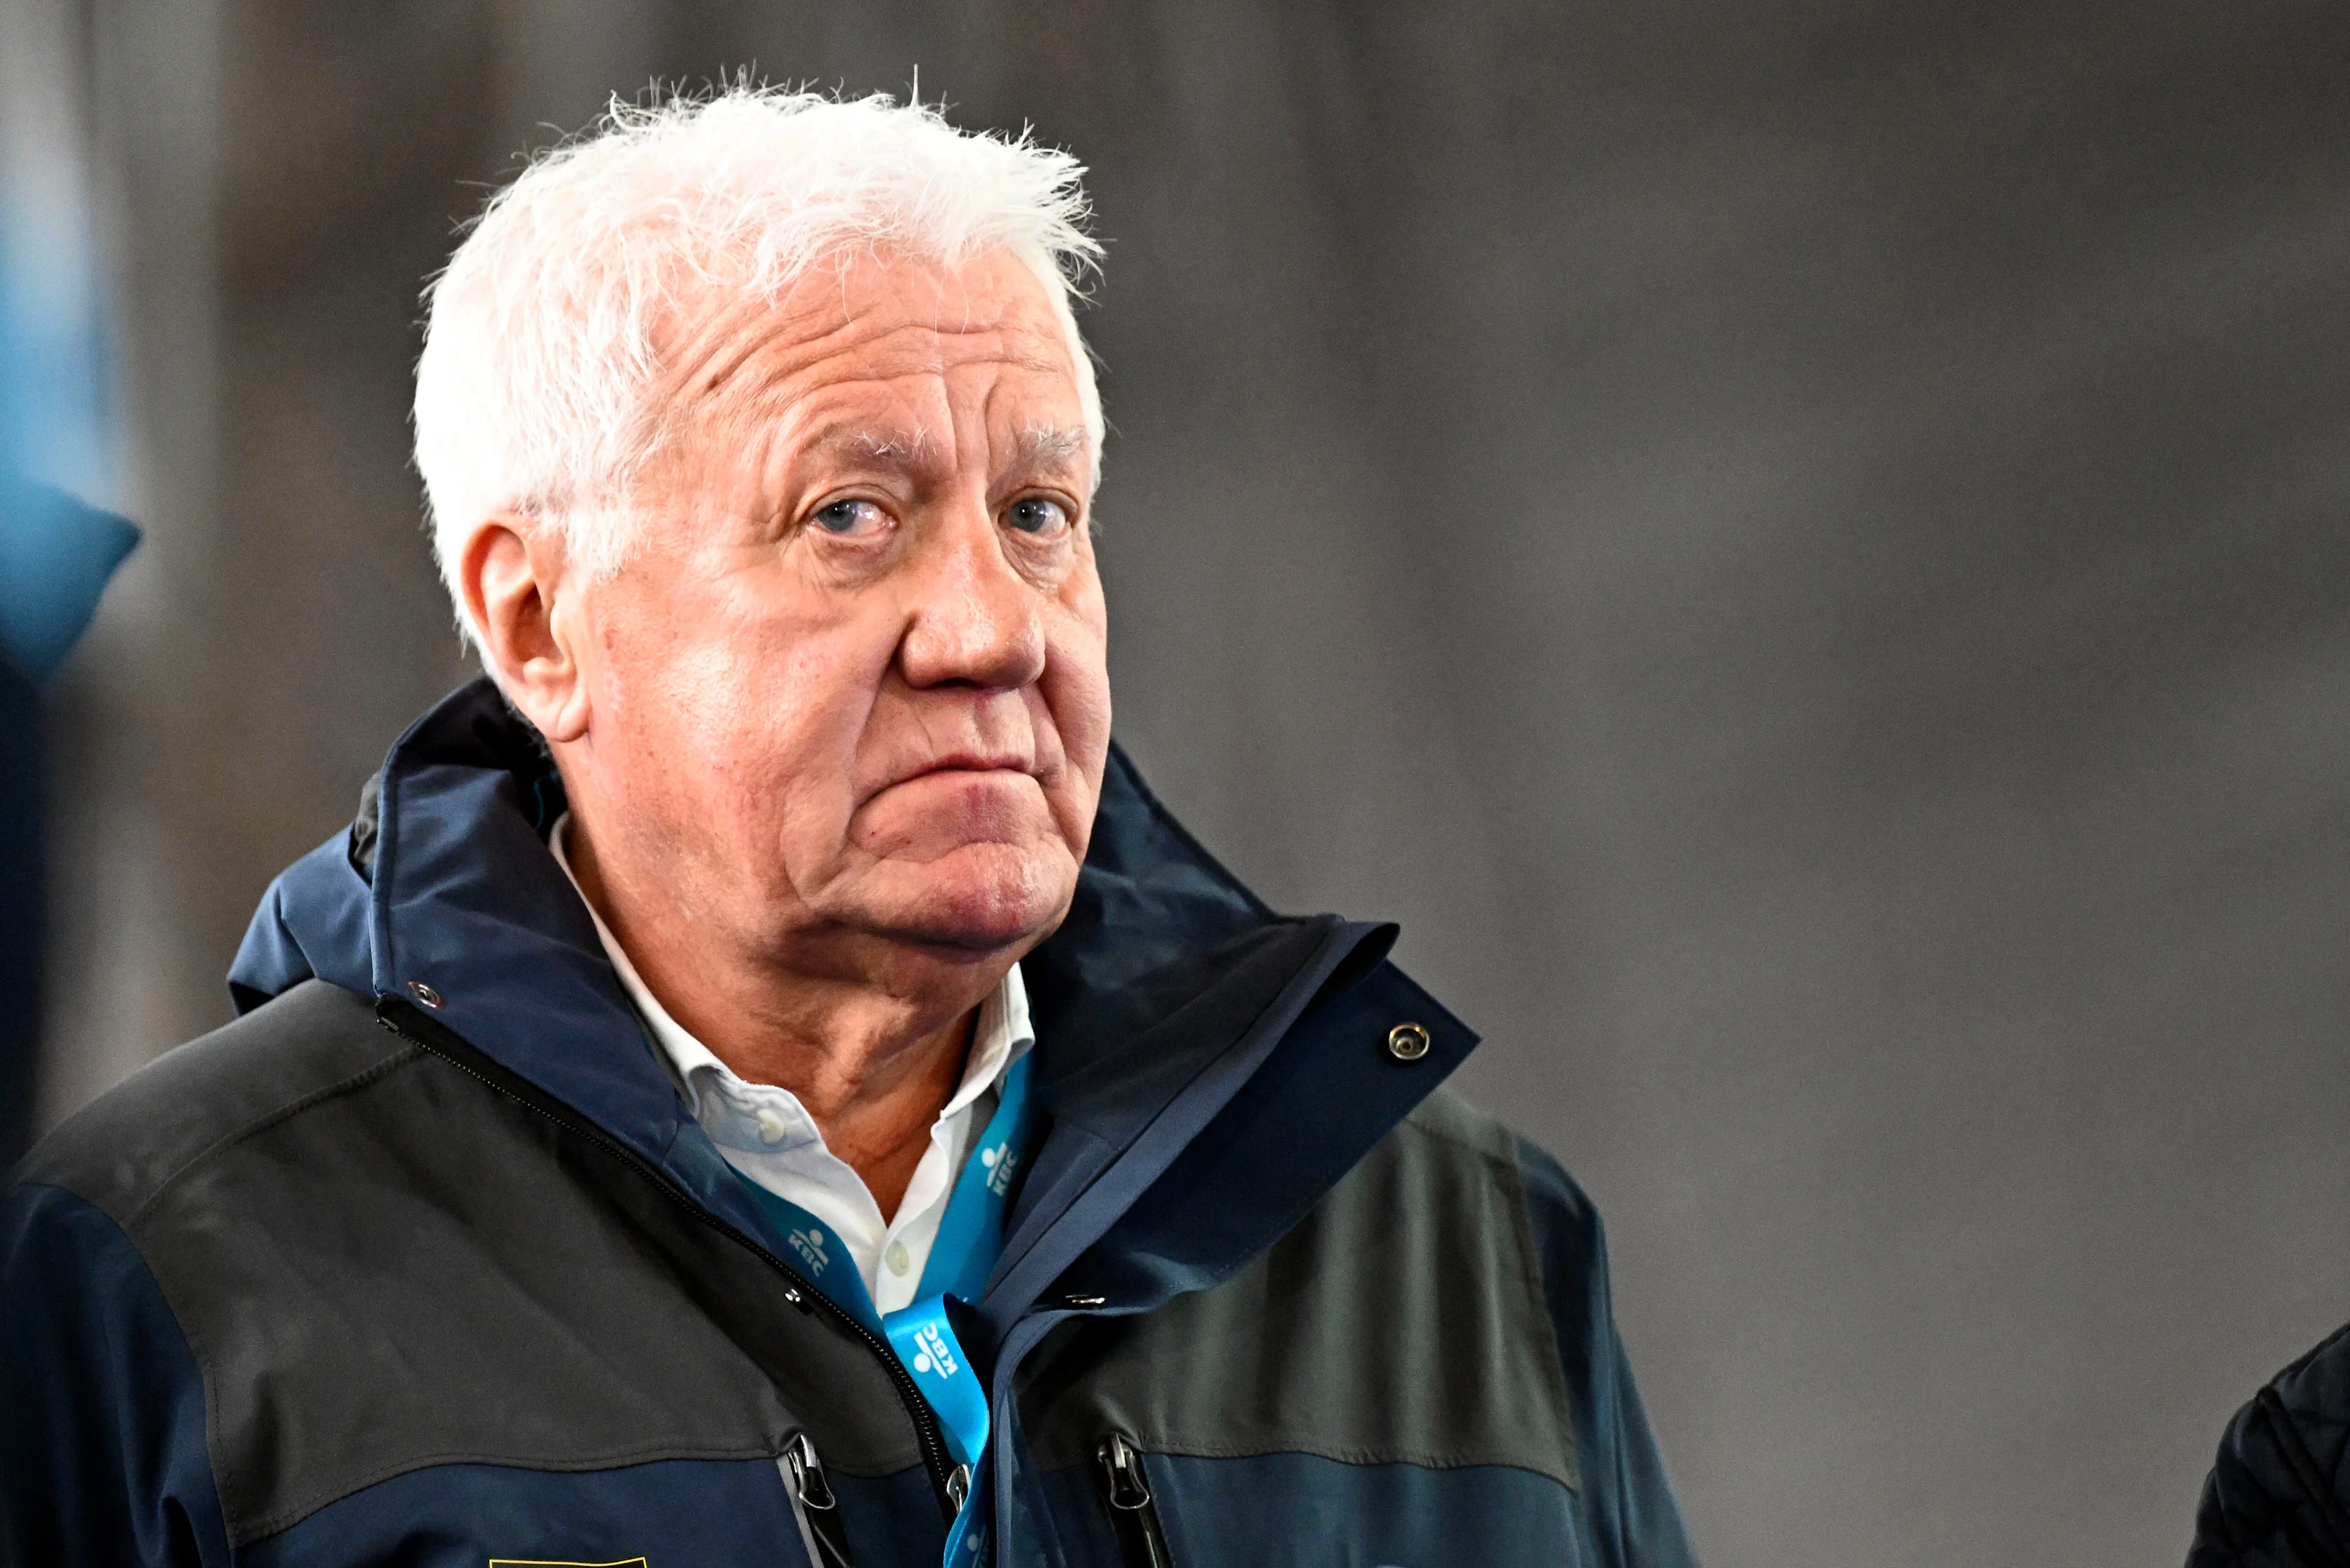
[2186,1327,2350,1561]
[0,89,1699,1568]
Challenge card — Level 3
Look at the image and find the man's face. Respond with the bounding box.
[558,249,1110,969]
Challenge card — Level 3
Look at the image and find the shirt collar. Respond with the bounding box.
[548,814,1032,1144]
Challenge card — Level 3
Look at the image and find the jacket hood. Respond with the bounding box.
[231,678,1477,1333]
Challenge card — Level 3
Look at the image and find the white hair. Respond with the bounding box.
[412,84,1102,646]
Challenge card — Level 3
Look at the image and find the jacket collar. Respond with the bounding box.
[230,678,1479,1323]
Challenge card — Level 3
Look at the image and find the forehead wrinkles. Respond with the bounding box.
[633,262,1085,520]
[652,272,1068,431]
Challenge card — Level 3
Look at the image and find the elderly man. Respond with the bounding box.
[1,91,1698,1567]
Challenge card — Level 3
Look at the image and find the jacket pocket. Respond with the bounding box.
[1094,1433,1174,1568]
[781,1432,857,1567]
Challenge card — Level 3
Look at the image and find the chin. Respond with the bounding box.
[857,844,1073,954]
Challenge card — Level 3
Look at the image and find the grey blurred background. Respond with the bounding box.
[21,1,2350,1562]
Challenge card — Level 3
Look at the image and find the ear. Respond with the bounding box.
[461,515,592,744]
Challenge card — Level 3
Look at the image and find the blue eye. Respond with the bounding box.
[811,499,888,537]
[1007,497,1071,536]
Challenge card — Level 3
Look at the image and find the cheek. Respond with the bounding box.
[592,585,886,823]
[1040,659,1111,767]
[605,619,758,774]
[1036,614,1113,839]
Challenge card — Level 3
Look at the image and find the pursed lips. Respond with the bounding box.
[886,752,1038,788]
[850,750,1046,816]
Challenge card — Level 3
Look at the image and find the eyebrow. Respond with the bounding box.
[1012,424,1091,470]
[797,422,1091,474]
[802,425,938,471]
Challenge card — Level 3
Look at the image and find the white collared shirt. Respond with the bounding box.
[549,816,1034,1314]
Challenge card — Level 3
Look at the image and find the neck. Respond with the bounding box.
[564,815,996,1220]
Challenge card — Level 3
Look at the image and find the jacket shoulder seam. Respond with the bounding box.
[1480,1123,1584,1489]
[120,1040,425,1228]
[1395,1094,1520,1171]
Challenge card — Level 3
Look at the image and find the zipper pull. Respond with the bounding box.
[1094,1433,1174,1568]
[782,1432,857,1568]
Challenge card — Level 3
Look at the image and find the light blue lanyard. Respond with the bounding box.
[736,1053,1039,1567]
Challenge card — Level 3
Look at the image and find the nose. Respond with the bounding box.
[895,500,1048,692]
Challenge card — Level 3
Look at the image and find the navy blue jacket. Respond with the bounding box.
[2,679,1699,1567]
[2188,1322,2350,1567]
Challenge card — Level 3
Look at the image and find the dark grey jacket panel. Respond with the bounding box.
[20,980,921,1547]
[1016,1086,1580,1488]
[20,978,414,1220]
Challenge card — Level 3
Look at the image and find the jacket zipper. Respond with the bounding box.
[375,998,960,1518]
[782,1432,858,1568]
[1094,1433,1174,1568]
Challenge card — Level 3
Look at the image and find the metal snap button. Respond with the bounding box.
[1386,1022,1431,1061]
[407,980,444,1009]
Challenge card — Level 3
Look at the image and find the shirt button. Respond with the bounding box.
[886,1240,911,1275]
[755,1109,789,1144]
